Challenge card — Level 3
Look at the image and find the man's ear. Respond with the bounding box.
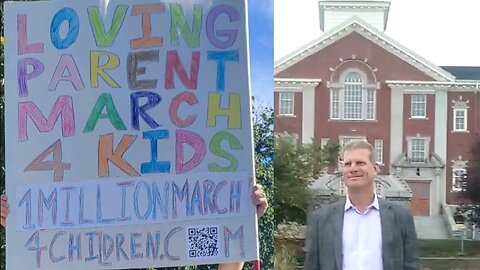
[373,163,381,174]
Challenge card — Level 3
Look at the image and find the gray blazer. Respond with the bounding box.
[304,197,419,270]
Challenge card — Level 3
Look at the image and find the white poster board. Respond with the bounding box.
[4,0,258,269]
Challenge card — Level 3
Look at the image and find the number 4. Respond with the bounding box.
[24,139,71,182]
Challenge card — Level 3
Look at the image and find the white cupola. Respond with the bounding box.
[319,0,391,32]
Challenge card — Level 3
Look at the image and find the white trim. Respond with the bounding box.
[329,69,377,121]
[403,89,435,95]
[278,92,295,116]
[321,138,330,149]
[302,86,316,144]
[406,136,431,163]
[453,108,468,132]
[410,94,426,119]
[319,1,391,31]
[375,139,383,165]
[390,86,404,171]
[275,17,455,81]
[452,167,467,192]
[387,80,480,90]
[274,78,322,84]
[330,88,340,119]
[434,89,448,204]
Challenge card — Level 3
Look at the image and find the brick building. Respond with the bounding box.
[274,0,480,216]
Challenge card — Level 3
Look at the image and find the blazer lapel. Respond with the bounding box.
[379,199,395,269]
[332,199,346,270]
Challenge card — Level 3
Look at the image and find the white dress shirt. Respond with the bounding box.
[342,195,383,270]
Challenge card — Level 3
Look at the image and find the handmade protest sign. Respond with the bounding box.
[4,0,258,269]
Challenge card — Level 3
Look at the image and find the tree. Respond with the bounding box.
[250,100,274,270]
[274,138,339,225]
[1,3,6,269]
[465,136,480,203]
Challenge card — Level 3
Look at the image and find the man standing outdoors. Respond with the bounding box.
[304,140,419,270]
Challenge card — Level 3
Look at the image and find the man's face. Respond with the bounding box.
[342,148,379,191]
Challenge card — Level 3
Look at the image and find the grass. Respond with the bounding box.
[418,239,480,257]
[276,238,480,259]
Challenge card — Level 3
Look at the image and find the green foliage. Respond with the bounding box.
[274,138,339,225]
[1,1,6,268]
[274,245,299,270]
[250,101,274,270]
[466,136,480,203]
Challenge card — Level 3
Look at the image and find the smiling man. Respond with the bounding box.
[304,140,419,270]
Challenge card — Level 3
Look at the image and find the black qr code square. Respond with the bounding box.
[186,225,220,259]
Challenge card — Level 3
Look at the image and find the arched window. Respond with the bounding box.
[344,72,363,119]
[330,69,376,120]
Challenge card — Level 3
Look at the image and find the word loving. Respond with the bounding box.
[16,2,248,181]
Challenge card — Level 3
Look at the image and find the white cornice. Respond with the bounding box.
[274,17,456,82]
[274,78,322,85]
[386,80,480,91]
[274,78,322,91]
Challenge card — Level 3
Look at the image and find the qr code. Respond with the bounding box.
[186,225,220,259]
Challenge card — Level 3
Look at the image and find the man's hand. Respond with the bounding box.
[1,194,10,228]
[251,184,268,218]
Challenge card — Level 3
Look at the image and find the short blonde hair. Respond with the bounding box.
[342,140,376,164]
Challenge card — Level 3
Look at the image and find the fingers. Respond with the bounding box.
[1,194,10,228]
[251,184,268,219]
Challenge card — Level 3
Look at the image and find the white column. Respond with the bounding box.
[435,89,448,205]
[390,86,404,172]
[302,86,315,144]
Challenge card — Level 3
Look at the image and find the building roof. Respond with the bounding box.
[310,173,412,199]
[274,17,455,82]
[440,66,480,80]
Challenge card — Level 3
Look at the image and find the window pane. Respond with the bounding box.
[454,109,466,131]
[411,139,425,162]
[279,92,294,115]
[367,89,375,120]
[375,139,383,164]
[411,94,426,117]
[452,168,467,191]
[344,72,363,119]
[331,90,339,119]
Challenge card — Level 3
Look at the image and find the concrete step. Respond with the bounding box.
[414,216,450,239]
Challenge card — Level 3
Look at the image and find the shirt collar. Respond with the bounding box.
[344,193,380,212]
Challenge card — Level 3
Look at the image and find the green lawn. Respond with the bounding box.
[276,238,480,259]
[418,239,480,257]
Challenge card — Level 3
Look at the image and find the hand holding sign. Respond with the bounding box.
[1,194,10,227]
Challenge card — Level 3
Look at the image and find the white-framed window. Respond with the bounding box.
[374,139,383,164]
[278,92,294,115]
[411,94,426,118]
[410,138,426,162]
[452,168,467,192]
[320,138,330,149]
[344,73,363,119]
[329,71,376,120]
[453,109,467,131]
[366,89,375,120]
[331,90,340,119]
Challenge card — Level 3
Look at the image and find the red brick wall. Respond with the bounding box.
[276,32,435,170]
[446,91,479,203]
[274,91,303,142]
[403,93,436,153]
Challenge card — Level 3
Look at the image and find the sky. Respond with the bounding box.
[248,0,274,106]
[275,0,480,67]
